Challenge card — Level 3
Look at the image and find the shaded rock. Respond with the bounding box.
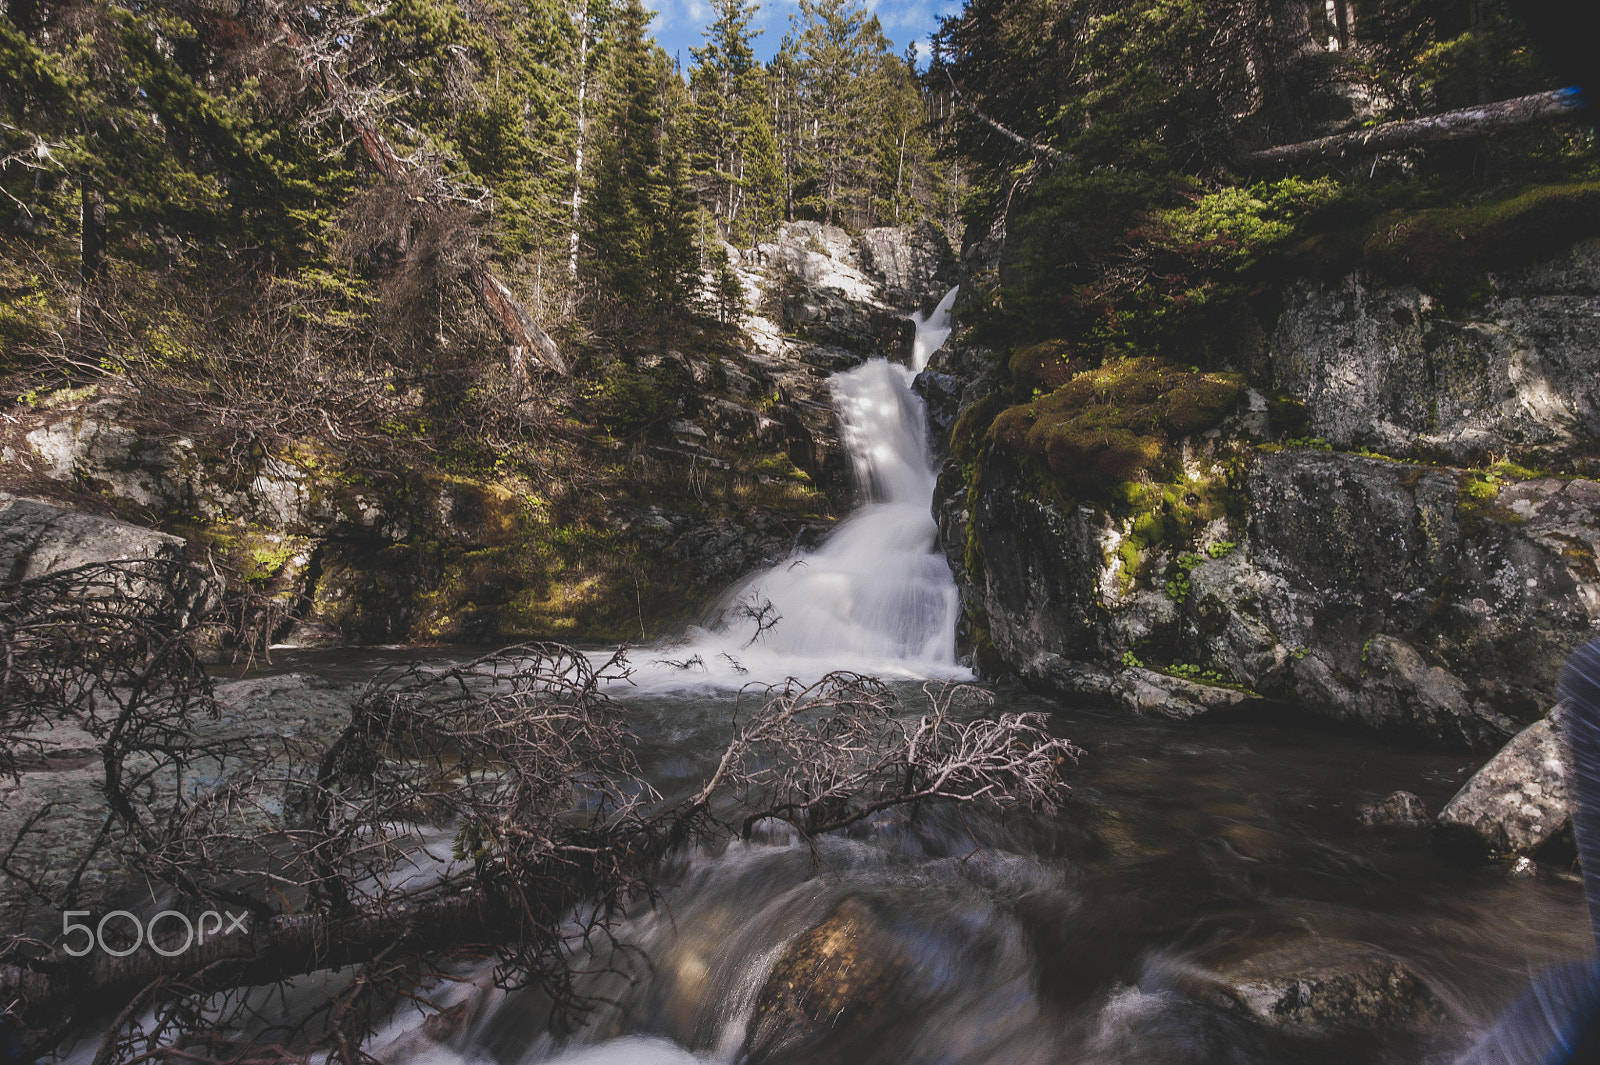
[0,673,356,931]
[1358,791,1430,828]
[0,493,222,620]
[1436,707,1571,856]
[1221,941,1447,1035]
[742,896,908,1065]
[3,493,183,577]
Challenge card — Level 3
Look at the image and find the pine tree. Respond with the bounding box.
[778,0,902,228]
[686,0,781,244]
[585,0,696,309]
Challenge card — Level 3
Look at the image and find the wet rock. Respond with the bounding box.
[1114,667,1255,720]
[742,896,908,1065]
[1221,941,1447,1035]
[1358,791,1430,828]
[1436,707,1571,856]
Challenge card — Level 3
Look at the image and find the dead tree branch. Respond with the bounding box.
[270,5,567,378]
[1239,87,1586,167]
[941,69,1067,163]
[1,566,1080,1059]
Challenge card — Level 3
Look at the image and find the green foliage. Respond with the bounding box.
[586,0,697,308]
[1163,551,1206,602]
[1205,540,1236,559]
[1163,662,1225,683]
[581,364,686,437]
[1120,650,1144,669]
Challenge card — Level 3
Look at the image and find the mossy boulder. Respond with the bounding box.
[988,357,1245,494]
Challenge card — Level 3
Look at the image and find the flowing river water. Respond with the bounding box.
[242,290,1592,1064]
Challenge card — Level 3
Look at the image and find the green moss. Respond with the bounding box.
[1288,180,1600,304]
[950,394,1003,465]
[1007,339,1092,394]
[987,356,1245,495]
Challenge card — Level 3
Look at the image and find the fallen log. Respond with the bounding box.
[1239,87,1586,167]
[0,893,502,1039]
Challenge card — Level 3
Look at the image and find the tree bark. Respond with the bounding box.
[273,12,568,377]
[1239,87,1585,167]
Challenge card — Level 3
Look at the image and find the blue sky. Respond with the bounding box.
[644,0,963,71]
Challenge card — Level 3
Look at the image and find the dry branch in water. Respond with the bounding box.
[0,562,1080,1062]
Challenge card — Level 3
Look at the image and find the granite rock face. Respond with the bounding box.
[1261,239,1600,475]
[945,444,1599,744]
[857,220,959,311]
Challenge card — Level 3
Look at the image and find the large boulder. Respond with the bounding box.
[1436,707,1571,856]
[0,493,222,618]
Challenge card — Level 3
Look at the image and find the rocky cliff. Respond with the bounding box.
[934,237,1600,749]
[1,223,954,652]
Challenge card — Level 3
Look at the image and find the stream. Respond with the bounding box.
[233,288,1593,1063]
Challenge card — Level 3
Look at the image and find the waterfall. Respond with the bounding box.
[635,287,964,688]
[909,285,958,372]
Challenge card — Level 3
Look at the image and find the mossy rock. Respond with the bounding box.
[987,356,1245,494]
[1007,339,1093,394]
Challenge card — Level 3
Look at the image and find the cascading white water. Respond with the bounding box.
[909,284,959,372]
[633,287,964,688]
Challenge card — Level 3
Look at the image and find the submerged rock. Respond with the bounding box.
[1358,791,1430,828]
[741,896,908,1065]
[1436,707,1571,856]
[1221,941,1447,1035]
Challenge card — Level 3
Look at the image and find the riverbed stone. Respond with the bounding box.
[1222,941,1447,1034]
[1358,790,1430,828]
[1436,706,1571,856]
[741,895,908,1065]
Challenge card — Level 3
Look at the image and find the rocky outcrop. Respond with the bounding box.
[748,221,927,362]
[1436,707,1572,855]
[946,440,1600,742]
[0,493,222,618]
[1260,239,1600,475]
[858,220,959,311]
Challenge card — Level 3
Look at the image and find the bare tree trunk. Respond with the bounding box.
[1239,87,1584,167]
[77,181,106,357]
[273,10,567,377]
[568,15,592,286]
